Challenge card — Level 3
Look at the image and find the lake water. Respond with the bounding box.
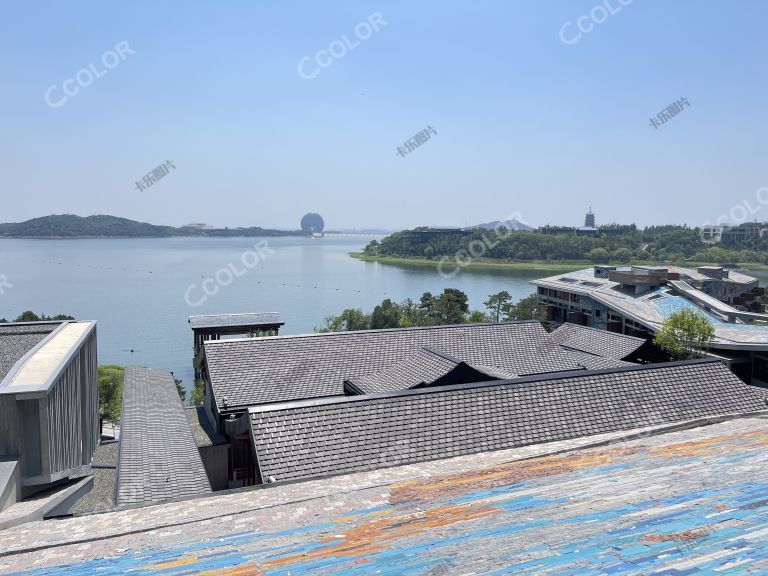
[0,237,554,394]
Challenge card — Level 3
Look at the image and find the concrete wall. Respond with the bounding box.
[0,324,99,487]
[0,461,21,512]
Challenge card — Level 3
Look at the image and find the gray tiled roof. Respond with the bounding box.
[559,348,635,370]
[346,347,464,394]
[345,347,529,395]
[549,323,646,360]
[204,322,627,409]
[189,313,283,330]
[0,323,58,382]
[116,367,212,508]
[249,360,768,483]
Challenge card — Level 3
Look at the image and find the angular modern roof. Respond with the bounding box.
[0,323,59,382]
[116,367,212,508]
[189,313,283,330]
[532,267,768,349]
[203,322,629,410]
[248,360,767,483]
[549,323,646,360]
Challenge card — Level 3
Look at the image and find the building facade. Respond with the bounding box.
[532,265,768,386]
[0,321,98,506]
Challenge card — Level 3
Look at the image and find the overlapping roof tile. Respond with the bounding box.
[249,360,767,482]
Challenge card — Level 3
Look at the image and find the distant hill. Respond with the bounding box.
[0,214,304,238]
[469,219,534,232]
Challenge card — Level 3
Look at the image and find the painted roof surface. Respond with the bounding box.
[249,360,766,483]
[116,367,212,508]
[533,267,768,348]
[549,322,646,359]
[5,417,768,575]
[203,322,628,409]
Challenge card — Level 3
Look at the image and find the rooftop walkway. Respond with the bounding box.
[1,417,768,574]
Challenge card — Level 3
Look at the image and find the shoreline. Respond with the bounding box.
[0,233,309,240]
[350,253,768,273]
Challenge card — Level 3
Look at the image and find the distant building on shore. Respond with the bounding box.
[584,207,595,228]
[301,213,325,235]
[701,223,768,244]
[532,264,768,385]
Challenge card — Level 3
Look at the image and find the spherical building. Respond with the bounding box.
[301,213,325,234]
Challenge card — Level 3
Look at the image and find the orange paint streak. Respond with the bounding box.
[391,447,641,504]
[146,557,200,570]
[651,430,768,459]
[392,430,768,505]
[195,564,265,576]
[209,502,499,573]
[641,530,710,543]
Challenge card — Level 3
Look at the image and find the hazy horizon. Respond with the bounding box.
[3,1,767,230]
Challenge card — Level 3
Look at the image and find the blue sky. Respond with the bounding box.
[1,0,767,230]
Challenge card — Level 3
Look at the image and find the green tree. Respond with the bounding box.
[13,311,75,322]
[175,377,186,403]
[586,247,610,263]
[467,310,490,323]
[504,294,548,322]
[363,239,379,256]
[317,308,370,332]
[370,298,402,329]
[98,365,125,423]
[613,247,633,262]
[418,292,437,325]
[484,290,513,322]
[397,298,421,327]
[653,309,715,360]
[433,288,470,325]
[192,378,205,405]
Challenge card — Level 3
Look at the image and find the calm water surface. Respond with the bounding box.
[0,237,557,394]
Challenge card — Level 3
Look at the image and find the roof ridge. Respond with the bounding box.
[555,322,646,342]
[204,320,541,345]
[249,358,722,414]
[420,346,463,364]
